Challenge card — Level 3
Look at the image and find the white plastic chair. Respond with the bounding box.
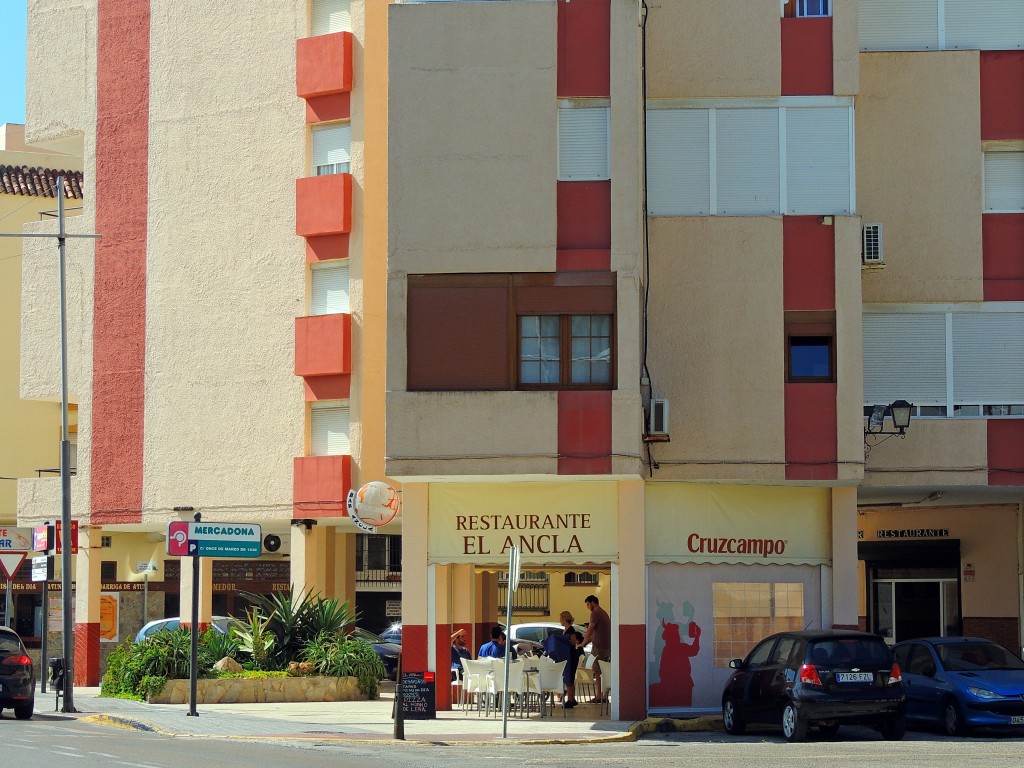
[486,659,527,717]
[575,656,597,702]
[598,656,615,717]
[462,657,491,713]
[537,659,567,717]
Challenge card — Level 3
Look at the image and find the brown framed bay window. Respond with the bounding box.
[407,272,615,391]
[785,310,836,383]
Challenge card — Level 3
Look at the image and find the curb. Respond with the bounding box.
[631,715,722,735]
[80,713,177,736]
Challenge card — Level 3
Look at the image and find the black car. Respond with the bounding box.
[721,630,905,742]
[0,626,36,720]
[352,628,401,680]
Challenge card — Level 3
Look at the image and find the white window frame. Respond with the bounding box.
[796,0,830,18]
[310,260,350,316]
[863,304,1024,418]
[311,0,352,36]
[860,0,1024,52]
[984,151,1024,213]
[646,97,855,217]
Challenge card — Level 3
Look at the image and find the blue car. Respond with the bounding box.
[892,637,1024,735]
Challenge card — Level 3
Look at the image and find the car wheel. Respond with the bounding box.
[817,721,840,736]
[782,702,808,742]
[880,714,905,741]
[14,700,34,720]
[722,696,746,735]
[943,699,968,736]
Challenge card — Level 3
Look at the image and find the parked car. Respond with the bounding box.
[892,636,1024,735]
[721,629,905,742]
[380,623,402,645]
[0,626,36,720]
[505,622,589,656]
[135,615,235,643]
[352,627,401,680]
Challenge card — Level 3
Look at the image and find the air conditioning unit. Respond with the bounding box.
[862,223,884,264]
[649,398,669,435]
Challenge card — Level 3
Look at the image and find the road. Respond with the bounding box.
[5,713,1024,768]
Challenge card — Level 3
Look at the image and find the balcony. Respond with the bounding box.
[296,32,354,100]
[293,454,352,517]
[295,313,351,378]
[296,174,353,237]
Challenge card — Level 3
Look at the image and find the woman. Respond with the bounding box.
[558,610,582,708]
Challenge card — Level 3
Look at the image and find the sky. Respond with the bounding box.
[0,2,27,125]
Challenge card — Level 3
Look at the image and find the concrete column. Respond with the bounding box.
[401,483,429,673]
[831,487,859,629]
[615,478,646,721]
[179,555,213,627]
[434,564,453,709]
[331,529,356,606]
[290,522,329,597]
[73,525,102,686]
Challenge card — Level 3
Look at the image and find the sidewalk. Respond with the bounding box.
[34,683,712,744]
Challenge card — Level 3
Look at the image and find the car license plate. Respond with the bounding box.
[836,672,873,683]
[1011,716,1024,725]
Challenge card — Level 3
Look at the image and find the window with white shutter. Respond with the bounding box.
[646,109,710,216]
[312,0,352,36]
[945,0,1024,51]
[863,313,947,407]
[952,313,1024,405]
[860,0,1023,51]
[311,260,350,316]
[311,123,351,176]
[558,103,610,181]
[786,107,853,215]
[311,401,350,456]
[984,152,1024,213]
[716,109,780,215]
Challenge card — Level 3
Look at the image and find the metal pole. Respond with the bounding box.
[393,649,404,739]
[4,580,11,628]
[40,577,48,694]
[57,177,76,714]
[188,512,201,717]
[501,551,516,739]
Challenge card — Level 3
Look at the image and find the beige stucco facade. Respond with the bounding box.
[857,51,984,304]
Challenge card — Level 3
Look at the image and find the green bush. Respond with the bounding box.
[101,627,222,699]
[300,630,386,698]
[238,587,357,668]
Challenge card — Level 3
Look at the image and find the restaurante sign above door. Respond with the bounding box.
[428,482,619,566]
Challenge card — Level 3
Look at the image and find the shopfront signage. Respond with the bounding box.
[0,527,33,551]
[876,528,949,539]
[167,521,262,558]
[686,533,786,557]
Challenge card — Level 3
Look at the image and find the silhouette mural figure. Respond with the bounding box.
[649,600,701,708]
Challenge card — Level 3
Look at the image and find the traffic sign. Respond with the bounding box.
[166,521,262,558]
[0,552,27,579]
[31,555,54,582]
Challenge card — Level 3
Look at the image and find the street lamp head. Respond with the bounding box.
[889,400,913,433]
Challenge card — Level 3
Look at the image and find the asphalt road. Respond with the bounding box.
[6,713,1024,768]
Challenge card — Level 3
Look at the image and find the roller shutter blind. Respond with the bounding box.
[311,261,349,315]
[716,109,779,215]
[859,0,939,51]
[984,152,1024,213]
[945,0,1024,50]
[312,0,352,36]
[863,313,947,405]
[558,105,610,181]
[646,109,710,216]
[311,402,350,456]
[952,313,1024,403]
[785,107,852,215]
[311,123,351,175]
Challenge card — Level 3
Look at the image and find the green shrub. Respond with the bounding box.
[238,587,357,667]
[300,630,386,698]
[101,626,223,699]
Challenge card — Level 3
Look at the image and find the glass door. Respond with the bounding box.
[872,578,959,643]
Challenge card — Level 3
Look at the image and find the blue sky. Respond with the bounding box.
[0,2,27,125]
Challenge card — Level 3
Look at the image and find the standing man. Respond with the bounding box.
[581,594,611,703]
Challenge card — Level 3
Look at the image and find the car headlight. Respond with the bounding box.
[966,686,1000,700]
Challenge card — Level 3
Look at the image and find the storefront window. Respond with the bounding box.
[712,582,805,666]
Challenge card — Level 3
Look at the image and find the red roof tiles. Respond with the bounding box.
[0,165,84,199]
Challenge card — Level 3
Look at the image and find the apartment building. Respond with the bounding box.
[18,0,1023,720]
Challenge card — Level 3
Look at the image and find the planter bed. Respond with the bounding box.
[148,676,366,704]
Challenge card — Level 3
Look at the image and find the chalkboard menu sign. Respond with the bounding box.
[399,671,436,720]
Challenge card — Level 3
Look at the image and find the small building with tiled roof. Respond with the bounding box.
[0,164,83,198]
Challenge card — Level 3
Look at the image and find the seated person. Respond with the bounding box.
[478,626,516,659]
[450,628,471,680]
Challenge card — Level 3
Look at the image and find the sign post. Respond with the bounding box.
[501,545,520,739]
[166,515,261,717]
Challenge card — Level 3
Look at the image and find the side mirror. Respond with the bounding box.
[729,658,743,669]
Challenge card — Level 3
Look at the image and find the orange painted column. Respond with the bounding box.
[73,526,102,686]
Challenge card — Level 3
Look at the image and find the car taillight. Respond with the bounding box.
[2,654,32,666]
[799,663,823,686]
[888,663,902,685]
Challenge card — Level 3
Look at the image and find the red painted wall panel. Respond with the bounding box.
[92,0,149,525]
[557,181,611,250]
[304,374,351,402]
[293,454,352,516]
[988,420,1024,486]
[783,216,835,311]
[306,233,350,263]
[402,623,429,675]
[306,93,351,124]
[558,390,612,474]
[781,17,833,96]
[785,383,838,480]
[618,623,647,720]
[74,622,102,686]
[980,52,1024,140]
[983,214,1024,301]
[557,0,610,98]
[556,249,611,271]
[435,624,453,710]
